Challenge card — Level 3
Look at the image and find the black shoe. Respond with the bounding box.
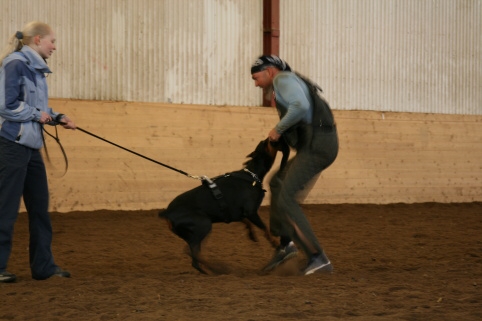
[262,241,298,272]
[0,271,17,283]
[51,267,71,278]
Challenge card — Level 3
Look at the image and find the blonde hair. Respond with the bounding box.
[0,21,52,66]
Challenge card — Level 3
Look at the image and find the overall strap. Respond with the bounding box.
[296,72,336,128]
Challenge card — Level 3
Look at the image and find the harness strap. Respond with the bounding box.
[201,176,230,222]
[202,170,266,223]
[201,176,224,200]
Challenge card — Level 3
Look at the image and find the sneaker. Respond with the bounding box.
[0,271,17,283]
[51,267,71,278]
[303,254,333,275]
[262,241,298,271]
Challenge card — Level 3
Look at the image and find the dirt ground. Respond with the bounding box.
[1,202,481,321]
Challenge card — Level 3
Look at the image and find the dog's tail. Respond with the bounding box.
[158,209,167,218]
[158,209,174,231]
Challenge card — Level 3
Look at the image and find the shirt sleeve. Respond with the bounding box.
[273,73,311,134]
[0,60,41,122]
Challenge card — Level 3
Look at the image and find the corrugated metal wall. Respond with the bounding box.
[1,0,263,106]
[1,0,481,114]
[280,0,482,115]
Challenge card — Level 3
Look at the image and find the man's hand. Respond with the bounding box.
[268,128,281,142]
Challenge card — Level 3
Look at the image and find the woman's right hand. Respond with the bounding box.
[59,116,76,129]
[39,111,52,124]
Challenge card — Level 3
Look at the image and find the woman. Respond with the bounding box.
[0,21,76,282]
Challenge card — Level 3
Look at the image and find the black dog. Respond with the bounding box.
[159,138,289,274]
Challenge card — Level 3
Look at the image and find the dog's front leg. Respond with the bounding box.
[243,216,279,248]
[242,218,258,242]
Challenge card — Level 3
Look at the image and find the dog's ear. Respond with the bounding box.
[244,139,267,165]
[244,149,257,165]
[269,135,291,169]
[276,136,290,170]
[245,151,255,159]
[248,139,268,157]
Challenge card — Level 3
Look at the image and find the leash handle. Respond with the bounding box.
[42,124,69,177]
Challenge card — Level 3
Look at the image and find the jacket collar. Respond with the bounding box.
[12,45,52,74]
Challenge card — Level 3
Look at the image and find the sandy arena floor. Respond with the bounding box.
[1,202,481,321]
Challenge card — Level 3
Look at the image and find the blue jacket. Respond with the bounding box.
[0,46,61,149]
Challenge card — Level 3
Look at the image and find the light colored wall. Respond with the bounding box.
[1,0,480,114]
[26,99,481,213]
[280,0,482,115]
[1,0,263,106]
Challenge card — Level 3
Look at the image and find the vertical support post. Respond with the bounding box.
[262,0,280,107]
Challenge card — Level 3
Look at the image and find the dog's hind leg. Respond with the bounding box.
[189,243,207,274]
[186,215,212,274]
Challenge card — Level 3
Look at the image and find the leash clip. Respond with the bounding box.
[201,175,223,200]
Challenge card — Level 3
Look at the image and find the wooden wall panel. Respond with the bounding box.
[20,99,481,212]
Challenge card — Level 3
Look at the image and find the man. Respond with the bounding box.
[251,55,338,275]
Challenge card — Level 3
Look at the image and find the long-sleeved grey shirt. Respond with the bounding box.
[273,71,313,134]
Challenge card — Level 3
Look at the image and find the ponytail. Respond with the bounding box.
[0,33,23,66]
[0,21,52,67]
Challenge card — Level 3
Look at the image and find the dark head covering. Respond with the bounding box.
[251,55,291,74]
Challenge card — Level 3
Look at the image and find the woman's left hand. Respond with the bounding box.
[60,116,76,129]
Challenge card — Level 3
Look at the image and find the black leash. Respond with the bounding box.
[44,122,203,180]
[42,125,69,176]
[43,122,268,218]
[76,126,194,177]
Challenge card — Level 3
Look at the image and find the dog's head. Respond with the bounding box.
[267,138,290,170]
[243,138,290,179]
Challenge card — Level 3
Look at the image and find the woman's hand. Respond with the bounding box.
[59,115,76,129]
[39,111,52,124]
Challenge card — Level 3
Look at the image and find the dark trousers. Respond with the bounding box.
[269,127,339,257]
[0,137,57,279]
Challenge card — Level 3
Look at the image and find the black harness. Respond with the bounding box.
[201,169,265,222]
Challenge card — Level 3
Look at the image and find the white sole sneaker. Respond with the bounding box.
[0,272,17,283]
[262,242,298,272]
[304,261,333,275]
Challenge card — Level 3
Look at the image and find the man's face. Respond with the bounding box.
[251,69,273,89]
